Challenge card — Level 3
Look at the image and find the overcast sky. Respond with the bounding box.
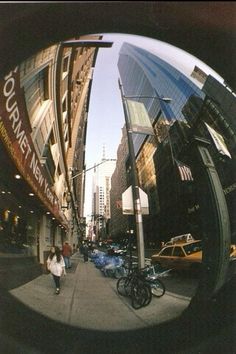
[83,33,224,217]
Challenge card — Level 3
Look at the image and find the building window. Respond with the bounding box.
[63,56,69,73]
[24,66,49,121]
[62,97,67,114]
[41,143,56,183]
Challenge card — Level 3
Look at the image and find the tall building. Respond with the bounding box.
[92,152,116,240]
[0,35,103,267]
[56,35,103,244]
[110,126,129,241]
[117,42,207,245]
[118,42,205,155]
[182,75,236,243]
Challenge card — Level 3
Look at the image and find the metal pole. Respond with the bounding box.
[118,79,145,269]
[70,159,116,180]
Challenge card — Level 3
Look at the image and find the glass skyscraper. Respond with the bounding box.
[118,42,205,154]
[117,41,207,243]
[117,41,235,248]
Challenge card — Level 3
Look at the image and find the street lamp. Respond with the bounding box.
[124,94,172,103]
[70,159,116,180]
[118,79,172,269]
[61,39,113,48]
[61,192,72,210]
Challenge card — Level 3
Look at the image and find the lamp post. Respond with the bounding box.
[124,94,172,102]
[70,159,116,180]
[118,79,172,269]
[61,192,72,210]
[119,80,146,269]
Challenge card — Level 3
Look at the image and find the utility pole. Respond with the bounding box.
[118,79,145,269]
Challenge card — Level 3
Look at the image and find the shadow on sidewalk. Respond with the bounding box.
[0,253,235,354]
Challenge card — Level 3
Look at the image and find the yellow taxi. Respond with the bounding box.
[152,240,236,272]
[151,240,202,271]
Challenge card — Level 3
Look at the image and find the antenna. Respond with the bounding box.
[102,143,106,161]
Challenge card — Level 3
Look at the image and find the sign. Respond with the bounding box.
[122,186,149,215]
[126,99,154,136]
[205,122,231,158]
[0,67,67,225]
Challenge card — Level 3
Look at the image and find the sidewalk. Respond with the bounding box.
[10,252,190,332]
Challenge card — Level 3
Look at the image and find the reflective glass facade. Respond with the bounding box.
[118,42,205,154]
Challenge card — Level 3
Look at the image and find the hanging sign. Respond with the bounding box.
[126,99,154,136]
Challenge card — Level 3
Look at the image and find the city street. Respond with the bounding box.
[0,251,235,354]
[128,251,199,299]
[9,252,192,331]
[0,3,235,354]
[96,245,200,300]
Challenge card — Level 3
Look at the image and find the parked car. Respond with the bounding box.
[106,244,127,256]
[152,240,236,273]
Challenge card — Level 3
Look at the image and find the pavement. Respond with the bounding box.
[0,252,235,354]
[9,252,191,332]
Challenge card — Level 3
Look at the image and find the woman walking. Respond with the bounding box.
[47,246,66,294]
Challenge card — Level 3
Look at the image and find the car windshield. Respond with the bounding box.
[183,241,202,255]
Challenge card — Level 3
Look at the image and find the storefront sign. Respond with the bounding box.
[0,67,66,224]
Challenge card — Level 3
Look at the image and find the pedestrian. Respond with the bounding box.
[79,242,84,255]
[47,246,66,295]
[83,243,89,262]
[62,241,72,269]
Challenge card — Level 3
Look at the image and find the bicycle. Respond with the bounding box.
[117,265,165,303]
[116,266,152,309]
[141,265,165,298]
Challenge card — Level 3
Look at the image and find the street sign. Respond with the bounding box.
[126,99,155,136]
[204,122,232,158]
[122,186,149,215]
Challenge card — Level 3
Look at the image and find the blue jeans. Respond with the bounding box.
[52,274,60,289]
[63,256,71,268]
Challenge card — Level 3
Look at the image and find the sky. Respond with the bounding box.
[83,33,225,217]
